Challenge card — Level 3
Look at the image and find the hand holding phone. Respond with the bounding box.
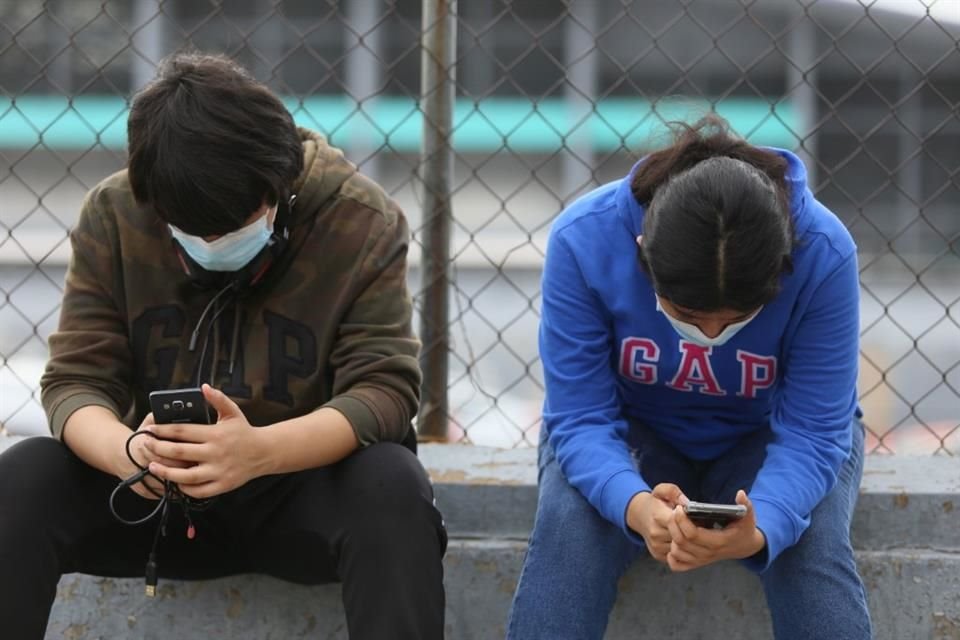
[144,384,260,499]
[149,388,212,425]
[683,500,747,530]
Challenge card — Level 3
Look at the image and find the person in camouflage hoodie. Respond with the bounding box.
[0,53,446,639]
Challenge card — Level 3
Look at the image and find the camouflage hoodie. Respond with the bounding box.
[41,128,421,446]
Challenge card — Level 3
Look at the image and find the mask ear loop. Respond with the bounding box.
[241,193,296,288]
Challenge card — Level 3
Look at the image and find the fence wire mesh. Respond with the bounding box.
[0,0,957,453]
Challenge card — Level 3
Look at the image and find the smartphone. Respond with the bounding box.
[149,388,212,425]
[683,501,747,530]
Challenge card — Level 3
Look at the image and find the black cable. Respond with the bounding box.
[109,429,215,596]
[191,291,235,390]
[144,501,168,597]
[108,431,166,525]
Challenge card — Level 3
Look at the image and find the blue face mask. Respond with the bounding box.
[170,215,273,272]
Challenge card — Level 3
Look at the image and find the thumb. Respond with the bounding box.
[652,483,688,507]
[736,489,753,512]
[202,384,241,421]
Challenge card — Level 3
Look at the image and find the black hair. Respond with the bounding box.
[633,115,795,313]
[127,52,303,237]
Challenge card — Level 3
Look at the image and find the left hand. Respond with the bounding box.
[144,384,268,499]
[664,490,766,573]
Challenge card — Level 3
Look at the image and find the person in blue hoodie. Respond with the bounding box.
[506,115,872,640]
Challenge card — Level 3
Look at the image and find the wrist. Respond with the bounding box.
[112,438,137,479]
[743,527,767,559]
[250,425,276,477]
[626,491,651,534]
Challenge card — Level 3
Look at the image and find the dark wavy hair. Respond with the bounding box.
[127,52,303,237]
[633,115,795,313]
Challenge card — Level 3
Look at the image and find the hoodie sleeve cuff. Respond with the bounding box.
[48,391,121,440]
[599,468,651,545]
[741,497,798,573]
[323,395,381,447]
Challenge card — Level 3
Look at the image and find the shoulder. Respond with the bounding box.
[82,170,153,222]
[771,148,856,265]
[296,136,404,238]
[79,170,165,243]
[797,196,856,262]
[84,170,132,211]
[75,171,131,236]
[550,179,625,249]
[295,167,409,272]
[337,171,404,231]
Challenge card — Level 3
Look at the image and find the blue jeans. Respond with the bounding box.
[506,421,872,639]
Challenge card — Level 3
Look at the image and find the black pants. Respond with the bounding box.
[0,437,447,639]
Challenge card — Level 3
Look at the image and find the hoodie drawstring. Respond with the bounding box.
[229,303,242,375]
[189,283,235,352]
[189,282,241,387]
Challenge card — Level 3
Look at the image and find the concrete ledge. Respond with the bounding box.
[428,443,960,550]
[1,436,958,639]
[44,544,960,640]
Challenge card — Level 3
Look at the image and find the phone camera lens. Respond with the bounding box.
[172,400,184,411]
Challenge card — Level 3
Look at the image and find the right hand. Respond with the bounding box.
[626,483,689,563]
[120,413,192,500]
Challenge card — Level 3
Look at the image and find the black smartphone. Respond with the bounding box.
[149,388,212,425]
[683,501,747,530]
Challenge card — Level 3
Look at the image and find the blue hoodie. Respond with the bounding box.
[540,149,859,572]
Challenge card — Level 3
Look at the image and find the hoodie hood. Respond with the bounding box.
[615,147,812,239]
[289,127,358,225]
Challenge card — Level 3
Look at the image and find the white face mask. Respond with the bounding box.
[656,299,762,347]
[170,212,274,272]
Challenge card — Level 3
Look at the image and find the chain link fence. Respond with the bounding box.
[1,0,958,454]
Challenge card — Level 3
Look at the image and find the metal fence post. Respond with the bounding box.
[563,0,598,205]
[345,0,384,182]
[131,0,163,90]
[787,12,818,187]
[417,0,457,441]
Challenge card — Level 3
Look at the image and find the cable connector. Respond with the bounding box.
[145,555,158,597]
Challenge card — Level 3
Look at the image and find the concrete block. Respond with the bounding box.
[44,543,960,639]
[1,435,957,639]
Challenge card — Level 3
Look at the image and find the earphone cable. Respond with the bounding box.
[109,429,214,596]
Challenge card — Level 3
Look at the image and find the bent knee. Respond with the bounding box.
[0,437,77,522]
[0,437,74,487]
[338,442,435,511]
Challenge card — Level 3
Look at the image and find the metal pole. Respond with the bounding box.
[254,0,283,82]
[462,0,494,97]
[897,61,922,264]
[417,0,457,441]
[131,0,164,91]
[345,0,384,181]
[47,0,71,94]
[788,14,818,187]
[562,0,597,205]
